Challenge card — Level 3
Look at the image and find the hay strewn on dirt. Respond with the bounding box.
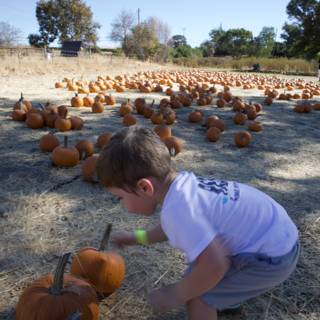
[0,57,320,319]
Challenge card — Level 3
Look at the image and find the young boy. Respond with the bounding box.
[96,126,299,320]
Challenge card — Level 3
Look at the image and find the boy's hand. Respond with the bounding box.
[147,284,183,312]
[111,231,136,248]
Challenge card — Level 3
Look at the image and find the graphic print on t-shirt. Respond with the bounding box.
[197,176,240,202]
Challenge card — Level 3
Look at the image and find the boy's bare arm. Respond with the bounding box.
[147,224,168,244]
[175,237,230,302]
[111,223,167,247]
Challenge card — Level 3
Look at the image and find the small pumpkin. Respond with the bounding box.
[119,99,133,116]
[97,132,113,149]
[70,224,126,294]
[188,110,203,123]
[26,112,44,129]
[11,107,26,121]
[122,114,137,126]
[75,140,95,159]
[55,117,72,132]
[234,131,252,148]
[71,93,84,108]
[39,133,60,152]
[248,121,263,132]
[92,101,104,113]
[207,118,225,132]
[164,136,183,156]
[150,111,163,125]
[81,155,99,182]
[13,93,32,111]
[134,98,146,114]
[43,108,58,128]
[207,127,220,142]
[16,253,100,320]
[233,112,247,125]
[105,94,116,106]
[70,116,84,130]
[83,95,95,107]
[216,98,226,108]
[154,124,171,141]
[52,136,80,167]
[143,100,155,119]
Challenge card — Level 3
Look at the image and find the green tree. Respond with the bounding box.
[226,28,253,57]
[253,27,276,57]
[29,0,100,47]
[281,0,320,59]
[125,23,159,60]
[168,35,187,48]
[208,28,252,56]
[200,40,215,57]
[271,41,288,57]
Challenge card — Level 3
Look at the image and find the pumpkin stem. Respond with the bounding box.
[99,223,112,251]
[20,92,23,101]
[49,252,71,295]
[64,136,68,148]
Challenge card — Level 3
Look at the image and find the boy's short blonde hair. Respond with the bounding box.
[96,126,173,192]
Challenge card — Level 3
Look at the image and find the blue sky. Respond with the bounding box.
[0,0,291,47]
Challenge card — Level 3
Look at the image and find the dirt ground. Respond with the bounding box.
[0,58,320,320]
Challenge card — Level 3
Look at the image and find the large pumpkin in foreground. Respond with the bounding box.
[70,224,126,294]
[16,253,99,320]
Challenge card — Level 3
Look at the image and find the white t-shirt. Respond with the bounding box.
[161,171,298,263]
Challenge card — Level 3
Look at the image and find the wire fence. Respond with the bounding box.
[0,46,162,76]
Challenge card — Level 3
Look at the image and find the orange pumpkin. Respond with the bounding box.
[123,114,137,126]
[70,116,84,130]
[52,136,80,167]
[39,133,60,152]
[83,95,95,107]
[233,113,247,125]
[207,127,220,142]
[81,155,99,182]
[234,131,252,148]
[71,93,84,108]
[154,125,171,141]
[92,101,104,113]
[248,121,263,132]
[26,111,44,129]
[164,136,183,156]
[70,224,126,294]
[119,99,133,116]
[189,110,203,123]
[97,132,113,149]
[75,140,94,159]
[16,253,99,320]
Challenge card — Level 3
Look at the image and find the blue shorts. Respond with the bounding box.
[186,241,300,310]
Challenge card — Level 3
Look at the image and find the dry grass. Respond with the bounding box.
[0,50,169,77]
[173,57,317,76]
[0,58,320,319]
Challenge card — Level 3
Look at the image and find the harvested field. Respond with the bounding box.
[0,58,320,319]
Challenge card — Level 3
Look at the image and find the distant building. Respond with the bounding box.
[60,41,82,57]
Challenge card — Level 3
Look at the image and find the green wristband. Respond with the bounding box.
[134,229,148,245]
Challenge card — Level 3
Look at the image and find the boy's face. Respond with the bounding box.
[107,186,158,215]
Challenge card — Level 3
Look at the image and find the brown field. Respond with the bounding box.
[0,56,320,320]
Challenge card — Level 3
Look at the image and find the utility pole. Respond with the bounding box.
[137,8,140,25]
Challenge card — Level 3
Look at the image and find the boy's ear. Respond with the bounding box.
[137,178,154,196]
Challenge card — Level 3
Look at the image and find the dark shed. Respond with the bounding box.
[60,41,82,57]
